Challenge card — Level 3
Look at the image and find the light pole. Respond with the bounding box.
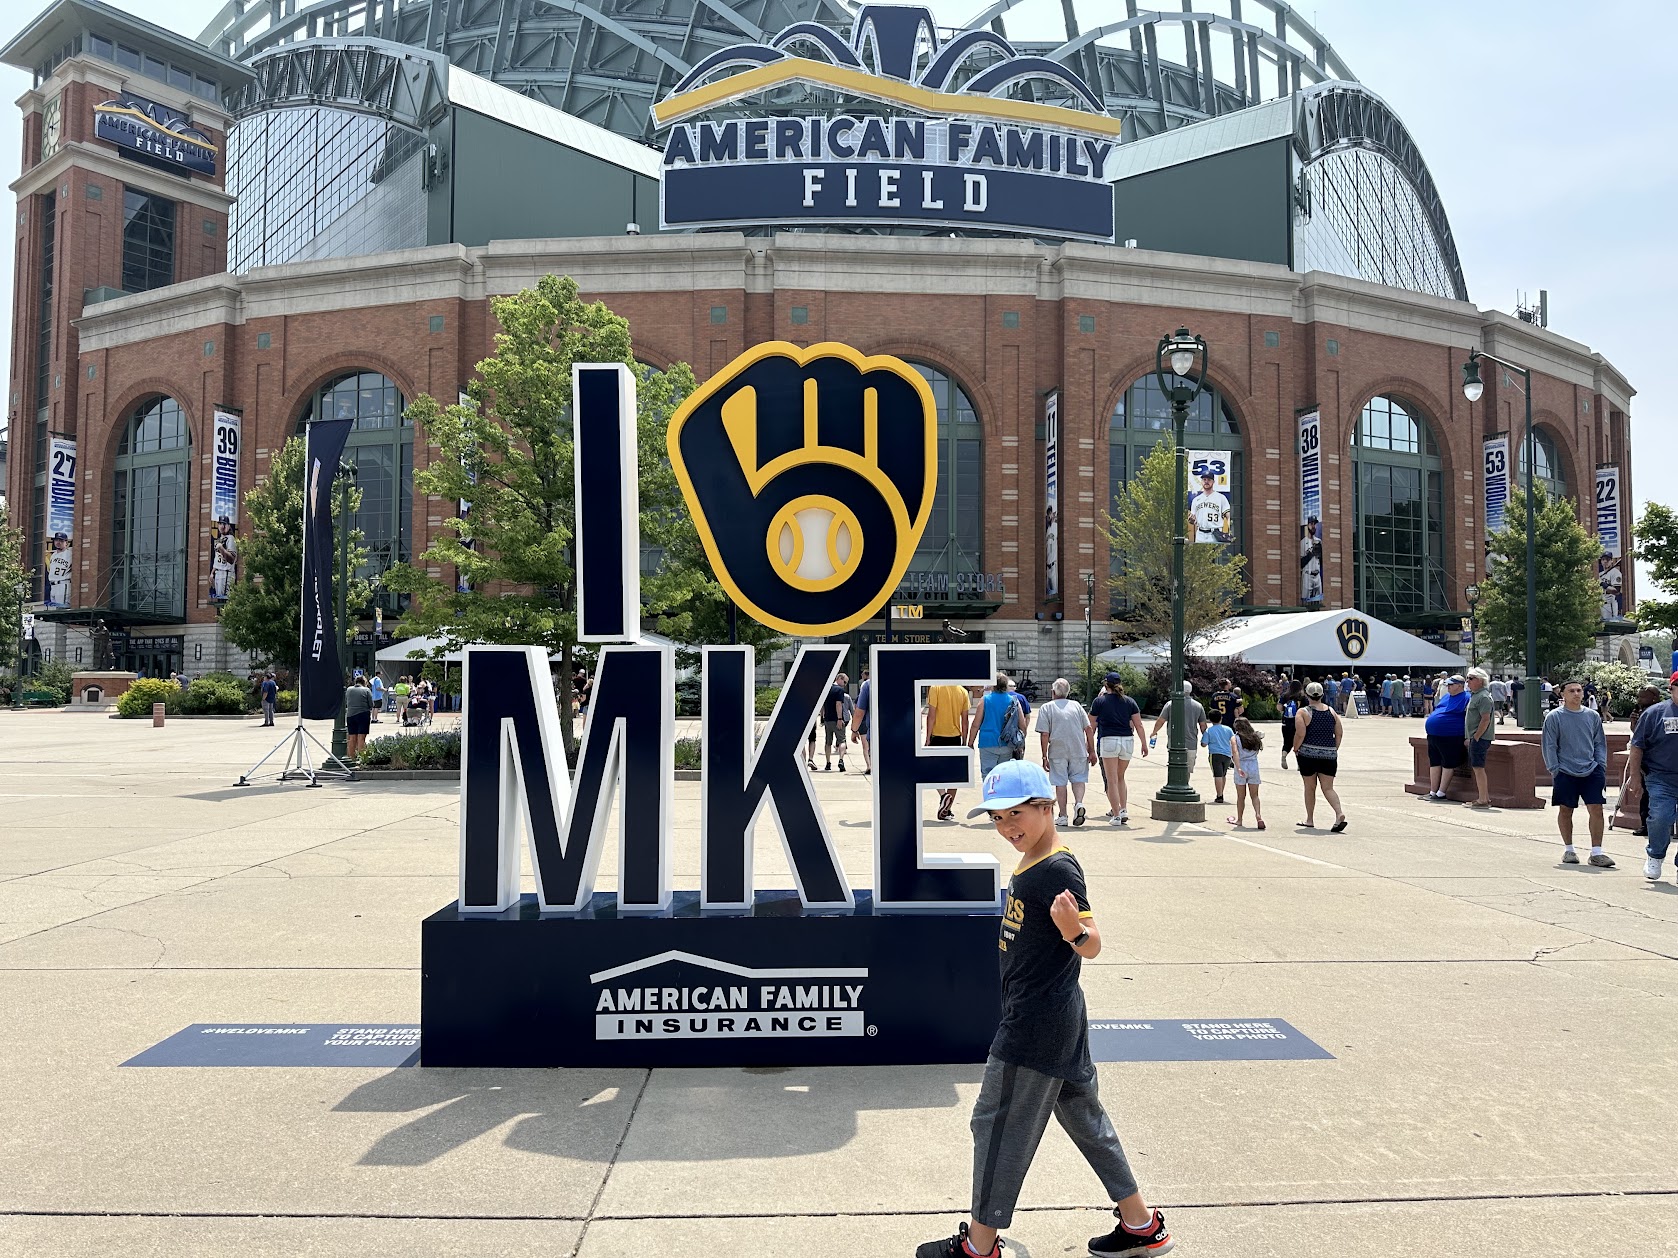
[1465,582,1480,668]
[1462,350,1540,728]
[1152,327,1207,818]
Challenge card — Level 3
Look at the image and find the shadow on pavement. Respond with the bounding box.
[333,1062,978,1166]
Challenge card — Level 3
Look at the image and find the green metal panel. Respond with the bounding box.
[1111,137,1290,267]
[446,107,660,245]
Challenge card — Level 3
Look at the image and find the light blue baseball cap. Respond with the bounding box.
[967,759,1056,818]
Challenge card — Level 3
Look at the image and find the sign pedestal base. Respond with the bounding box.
[422,891,1002,1068]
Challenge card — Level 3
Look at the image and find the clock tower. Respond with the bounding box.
[0,1,251,662]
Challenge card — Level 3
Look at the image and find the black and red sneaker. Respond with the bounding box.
[915,1221,1004,1258]
[1088,1207,1173,1256]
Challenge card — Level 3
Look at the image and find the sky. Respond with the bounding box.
[0,0,1670,584]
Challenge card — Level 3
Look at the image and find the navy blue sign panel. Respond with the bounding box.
[1088,1019,1333,1063]
[574,364,640,642]
[663,160,1114,241]
[664,160,1114,241]
[94,93,217,176]
[422,891,1003,1068]
[701,645,853,909]
[123,1025,420,1067]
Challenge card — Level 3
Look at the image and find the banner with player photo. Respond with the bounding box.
[1296,409,1323,604]
[1187,450,1232,545]
[299,417,353,720]
[1043,390,1059,598]
[1482,432,1509,540]
[42,437,77,607]
[209,408,241,602]
[1595,463,1624,619]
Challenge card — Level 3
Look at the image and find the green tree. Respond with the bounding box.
[0,502,27,677]
[1104,440,1247,640]
[1479,484,1602,674]
[218,435,369,671]
[383,275,777,752]
[1633,501,1678,637]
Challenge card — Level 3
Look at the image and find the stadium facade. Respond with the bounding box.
[3,0,1636,681]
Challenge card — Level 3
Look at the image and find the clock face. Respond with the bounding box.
[41,95,61,158]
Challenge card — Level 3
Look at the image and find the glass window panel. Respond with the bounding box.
[906,364,982,582]
[298,372,412,588]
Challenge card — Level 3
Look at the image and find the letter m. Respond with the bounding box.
[459,645,672,914]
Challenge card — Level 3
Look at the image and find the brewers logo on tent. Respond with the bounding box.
[1336,616,1370,660]
[667,341,936,636]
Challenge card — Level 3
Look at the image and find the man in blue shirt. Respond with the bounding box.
[1541,679,1614,868]
[1630,672,1678,882]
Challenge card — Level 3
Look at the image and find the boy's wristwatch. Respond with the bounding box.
[1069,929,1090,949]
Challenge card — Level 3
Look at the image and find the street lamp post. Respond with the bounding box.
[1151,328,1207,818]
[1461,350,1540,728]
[1465,582,1480,668]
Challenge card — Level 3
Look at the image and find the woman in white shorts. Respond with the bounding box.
[1090,672,1148,824]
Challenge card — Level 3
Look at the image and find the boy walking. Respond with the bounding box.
[918,761,1173,1258]
[1541,679,1615,868]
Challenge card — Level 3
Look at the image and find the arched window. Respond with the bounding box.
[296,372,411,599]
[910,363,983,593]
[1518,428,1568,504]
[1109,374,1244,604]
[112,395,190,618]
[1351,395,1447,620]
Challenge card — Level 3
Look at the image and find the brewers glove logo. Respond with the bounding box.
[1336,617,1370,660]
[668,342,936,636]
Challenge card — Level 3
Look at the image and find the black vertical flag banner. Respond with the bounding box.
[299,418,353,720]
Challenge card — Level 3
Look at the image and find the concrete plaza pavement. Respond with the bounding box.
[1,706,1676,1256]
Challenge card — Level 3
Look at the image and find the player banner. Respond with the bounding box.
[1187,450,1232,545]
[298,418,353,720]
[42,436,77,607]
[1297,410,1323,604]
[1483,432,1509,541]
[1596,463,1624,619]
[456,390,475,594]
[209,408,241,602]
[1043,390,1059,598]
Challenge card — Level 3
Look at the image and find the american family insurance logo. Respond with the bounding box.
[591,950,870,1041]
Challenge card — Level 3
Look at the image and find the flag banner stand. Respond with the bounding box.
[238,417,357,787]
[236,716,355,788]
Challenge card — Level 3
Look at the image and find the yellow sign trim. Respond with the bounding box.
[668,340,938,638]
[93,103,219,154]
[653,57,1123,138]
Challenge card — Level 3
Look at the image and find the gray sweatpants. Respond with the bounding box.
[970,1055,1139,1228]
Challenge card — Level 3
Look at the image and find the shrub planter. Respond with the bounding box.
[354,768,460,781]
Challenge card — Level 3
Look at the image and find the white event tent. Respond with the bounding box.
[374,632,691,673]
[1096,609,1466,671]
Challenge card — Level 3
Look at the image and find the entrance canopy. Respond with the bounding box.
[1097,609,1466,671]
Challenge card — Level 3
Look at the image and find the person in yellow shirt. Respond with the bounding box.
[925,682,974,821]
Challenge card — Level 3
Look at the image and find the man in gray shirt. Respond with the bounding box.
[1541,679,1614,867]
[1463,668,1496,808]
[1035,678,1096,827]
[1149,680,1208,774]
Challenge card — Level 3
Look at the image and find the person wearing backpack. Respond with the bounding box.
[969,673,1025,775]
[1091,672,1148,825]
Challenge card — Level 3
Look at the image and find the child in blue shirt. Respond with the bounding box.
[1201,718,1235,804]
